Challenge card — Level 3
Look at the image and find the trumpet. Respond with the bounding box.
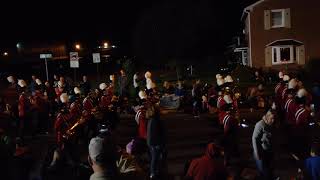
[62,116,86,140]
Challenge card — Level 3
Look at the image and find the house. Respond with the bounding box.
[242,0,320,69]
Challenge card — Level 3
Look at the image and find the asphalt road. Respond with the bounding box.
[14,108,320,180]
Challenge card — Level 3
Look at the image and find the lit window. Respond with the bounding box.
[271,9,285,28]
[272,46,295,65]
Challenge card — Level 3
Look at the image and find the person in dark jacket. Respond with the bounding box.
[147,106,166,179]
[80,75,91,96]
[185,143,227,180]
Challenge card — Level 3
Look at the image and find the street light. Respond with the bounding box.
[103,42,108,49]
[75,44,81,50]
[3,52,8,56]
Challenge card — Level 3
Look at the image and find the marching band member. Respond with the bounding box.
[54,93,72,147]
[99,83,111,111]
[135,90,149,140]
[292,88,311,158]
[17,80,29,137]
[70,87,82,120]
[219,95,239,164]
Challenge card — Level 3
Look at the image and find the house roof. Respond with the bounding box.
[266,39,304,46]
[241,0,268,20]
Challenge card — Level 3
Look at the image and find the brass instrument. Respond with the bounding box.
[62,116,86,140]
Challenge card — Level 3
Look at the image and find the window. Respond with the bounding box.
[272,46,295,65]
[271,9,285,28]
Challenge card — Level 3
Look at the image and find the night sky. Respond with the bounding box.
[0,0,257,61]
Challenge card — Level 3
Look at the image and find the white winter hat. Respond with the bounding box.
[35,79,42,85]
[99,83,108,90]
[223,94,233,104]
[217,78,225,86]
[139,90,147,99]
[288,79,298,89]
[18,79,27,88]
[60,93,69,103]
[224,75,233,83]
[297,88,307,98]
[74,87,81,94]
[283,75,290,82]
[7,76,14,83]
[278,71,284,79]
[215,74,222,80]
[145,71,152,79]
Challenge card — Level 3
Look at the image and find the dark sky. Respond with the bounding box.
[0,0,257,60]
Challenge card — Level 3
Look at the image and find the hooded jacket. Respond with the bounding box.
[186,143,227,180]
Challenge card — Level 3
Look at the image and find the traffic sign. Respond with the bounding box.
[92,53,101,63]
[40,54,52,59]
[70,52,79,68]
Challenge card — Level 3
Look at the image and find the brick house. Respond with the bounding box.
[242,0,320,69]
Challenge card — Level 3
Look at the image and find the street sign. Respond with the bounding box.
[70,52,79,68]
[92,53,101,63]
[40,53,52,59]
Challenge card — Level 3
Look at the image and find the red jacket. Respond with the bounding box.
[70,101,82,119]
[187,143,227,180]
[221,112,237,135]
[295,105,310,126]
[99,95,111,110]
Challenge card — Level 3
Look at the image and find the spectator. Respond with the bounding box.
[53,74,59,88]
[304,142,320,180]
[118,69,128,97]
[88,136,118,180]
[185,143,227,180]
[252,110,275,179]
[80,75,91,96]
[175,81,185,97]
[147,107,167,179]
[192,79,202,118]
[133,72,140,97]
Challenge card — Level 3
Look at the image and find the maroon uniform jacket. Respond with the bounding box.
[217,96,226,110]
[70,101,82,119]
[99,95,111,111]
[284,96,298,125]
[83,97,94,112]
[135,107,147,140]
[18,93,28,118]
[55,111,72,145]
[293,104,311,135]
[221,112,238,135]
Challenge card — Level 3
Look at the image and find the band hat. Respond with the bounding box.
[297,88,307,98]
[283,75,290,82]
[215,74,222,80]
[139,90,147,99]
[279,71,284,79]
[288,79,298,89]
[18,79,27,88]
[60,93,69,103]
[109,75,115,81]
[35,79,42,85]
[224,75,233,83]
[74,87,81,94]
[7,76,14,83]
[145,71,152,79]
[99,83,108,90]
[217,78,225,86]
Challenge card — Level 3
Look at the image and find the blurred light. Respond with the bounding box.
[103,42,108,48]
[111,45,116,48]
[3,52,8,56]
[241,123,249,128]
[16,43,22,49]
[75,44,81,50]
[309,122,315,126]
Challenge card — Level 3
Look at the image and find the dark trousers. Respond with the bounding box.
[149,145,165,177]
[254,150,274,180]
